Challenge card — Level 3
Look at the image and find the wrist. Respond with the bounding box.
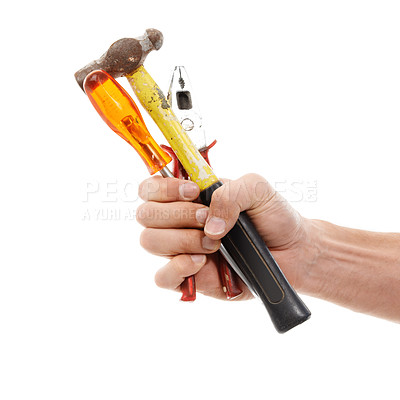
[293,218,324,294]
[297,218,400,321]
[299,218,337,296]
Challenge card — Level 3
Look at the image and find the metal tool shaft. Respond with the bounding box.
[160,166,174,178]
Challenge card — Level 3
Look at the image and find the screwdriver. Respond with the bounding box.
[83,69,198,301]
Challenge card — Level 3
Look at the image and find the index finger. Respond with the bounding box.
[138,175,200,202]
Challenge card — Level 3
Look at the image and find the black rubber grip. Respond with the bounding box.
[200,181,311,333]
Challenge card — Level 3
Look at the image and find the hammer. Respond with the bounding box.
[75,29,163,90]
[76,29,224,301]
[76,29,217,190]
[75,30,311,332]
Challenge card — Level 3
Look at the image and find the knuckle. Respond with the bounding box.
[179,232,197,252]
[211,185,226,203]
[154,268,167,288]
[178,230,203,253]
[138,180,147,199]
[220,173,274,211]
[154,255,187,289]
[173,203,196,224]
[243,173,275,204]
[165,177,185,200]
[173,254,201,278]
[135,203,148,225]
[243,173,266,184]
[139,228,154,251]
[211,187,228,207]
[243,173,267,193]
[210,187,238,220]
[138,176,162,200]
[136,202,165,227]
[173,255,189,277]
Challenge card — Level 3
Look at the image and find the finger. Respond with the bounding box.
[155,254,207,291]
[204,173,276,240]
[138,175,200,202]
[195,255,253,300]
[140,228,220,256]
[136,202,209,229]
[155,254,253,300]
[194,253,232,299]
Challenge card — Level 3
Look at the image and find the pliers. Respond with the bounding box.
[161,66,243,301]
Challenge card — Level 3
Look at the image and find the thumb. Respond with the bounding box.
[204,174,275,240]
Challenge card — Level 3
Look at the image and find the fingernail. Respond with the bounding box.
[179,182,199,200]
[205,217,226,236]
[190,254,206,265]
[202,236,219,251]
[196,208,209,225]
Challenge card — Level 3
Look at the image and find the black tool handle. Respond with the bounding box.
[200,181,311,333]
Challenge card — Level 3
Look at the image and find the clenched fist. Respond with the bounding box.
[136,173,313,300]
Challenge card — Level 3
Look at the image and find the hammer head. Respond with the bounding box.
[75,28,163,90]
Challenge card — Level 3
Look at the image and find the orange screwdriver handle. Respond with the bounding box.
[161,142,243,300]
[83,70,171,175]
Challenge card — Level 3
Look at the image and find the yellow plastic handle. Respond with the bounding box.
[83,70,171,175]
[127,66,219,190]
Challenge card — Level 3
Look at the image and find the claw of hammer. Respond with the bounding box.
[74,28,163,90]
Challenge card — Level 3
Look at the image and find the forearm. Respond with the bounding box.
[301,219,400,322]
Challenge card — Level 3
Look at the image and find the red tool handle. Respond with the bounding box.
[161,141,242,301]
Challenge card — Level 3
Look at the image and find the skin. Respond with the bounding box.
[136,174,400,322]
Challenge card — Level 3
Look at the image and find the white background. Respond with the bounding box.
[1,1,400,399]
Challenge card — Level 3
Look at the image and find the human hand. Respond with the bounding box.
[136,174,313,300]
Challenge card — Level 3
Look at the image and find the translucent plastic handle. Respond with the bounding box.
[83,70,171,175]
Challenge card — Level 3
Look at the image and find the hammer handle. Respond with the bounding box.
[127,65,310,331]
[200,181,311,333]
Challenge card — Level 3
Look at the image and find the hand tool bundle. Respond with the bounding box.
[75,29,311,333]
